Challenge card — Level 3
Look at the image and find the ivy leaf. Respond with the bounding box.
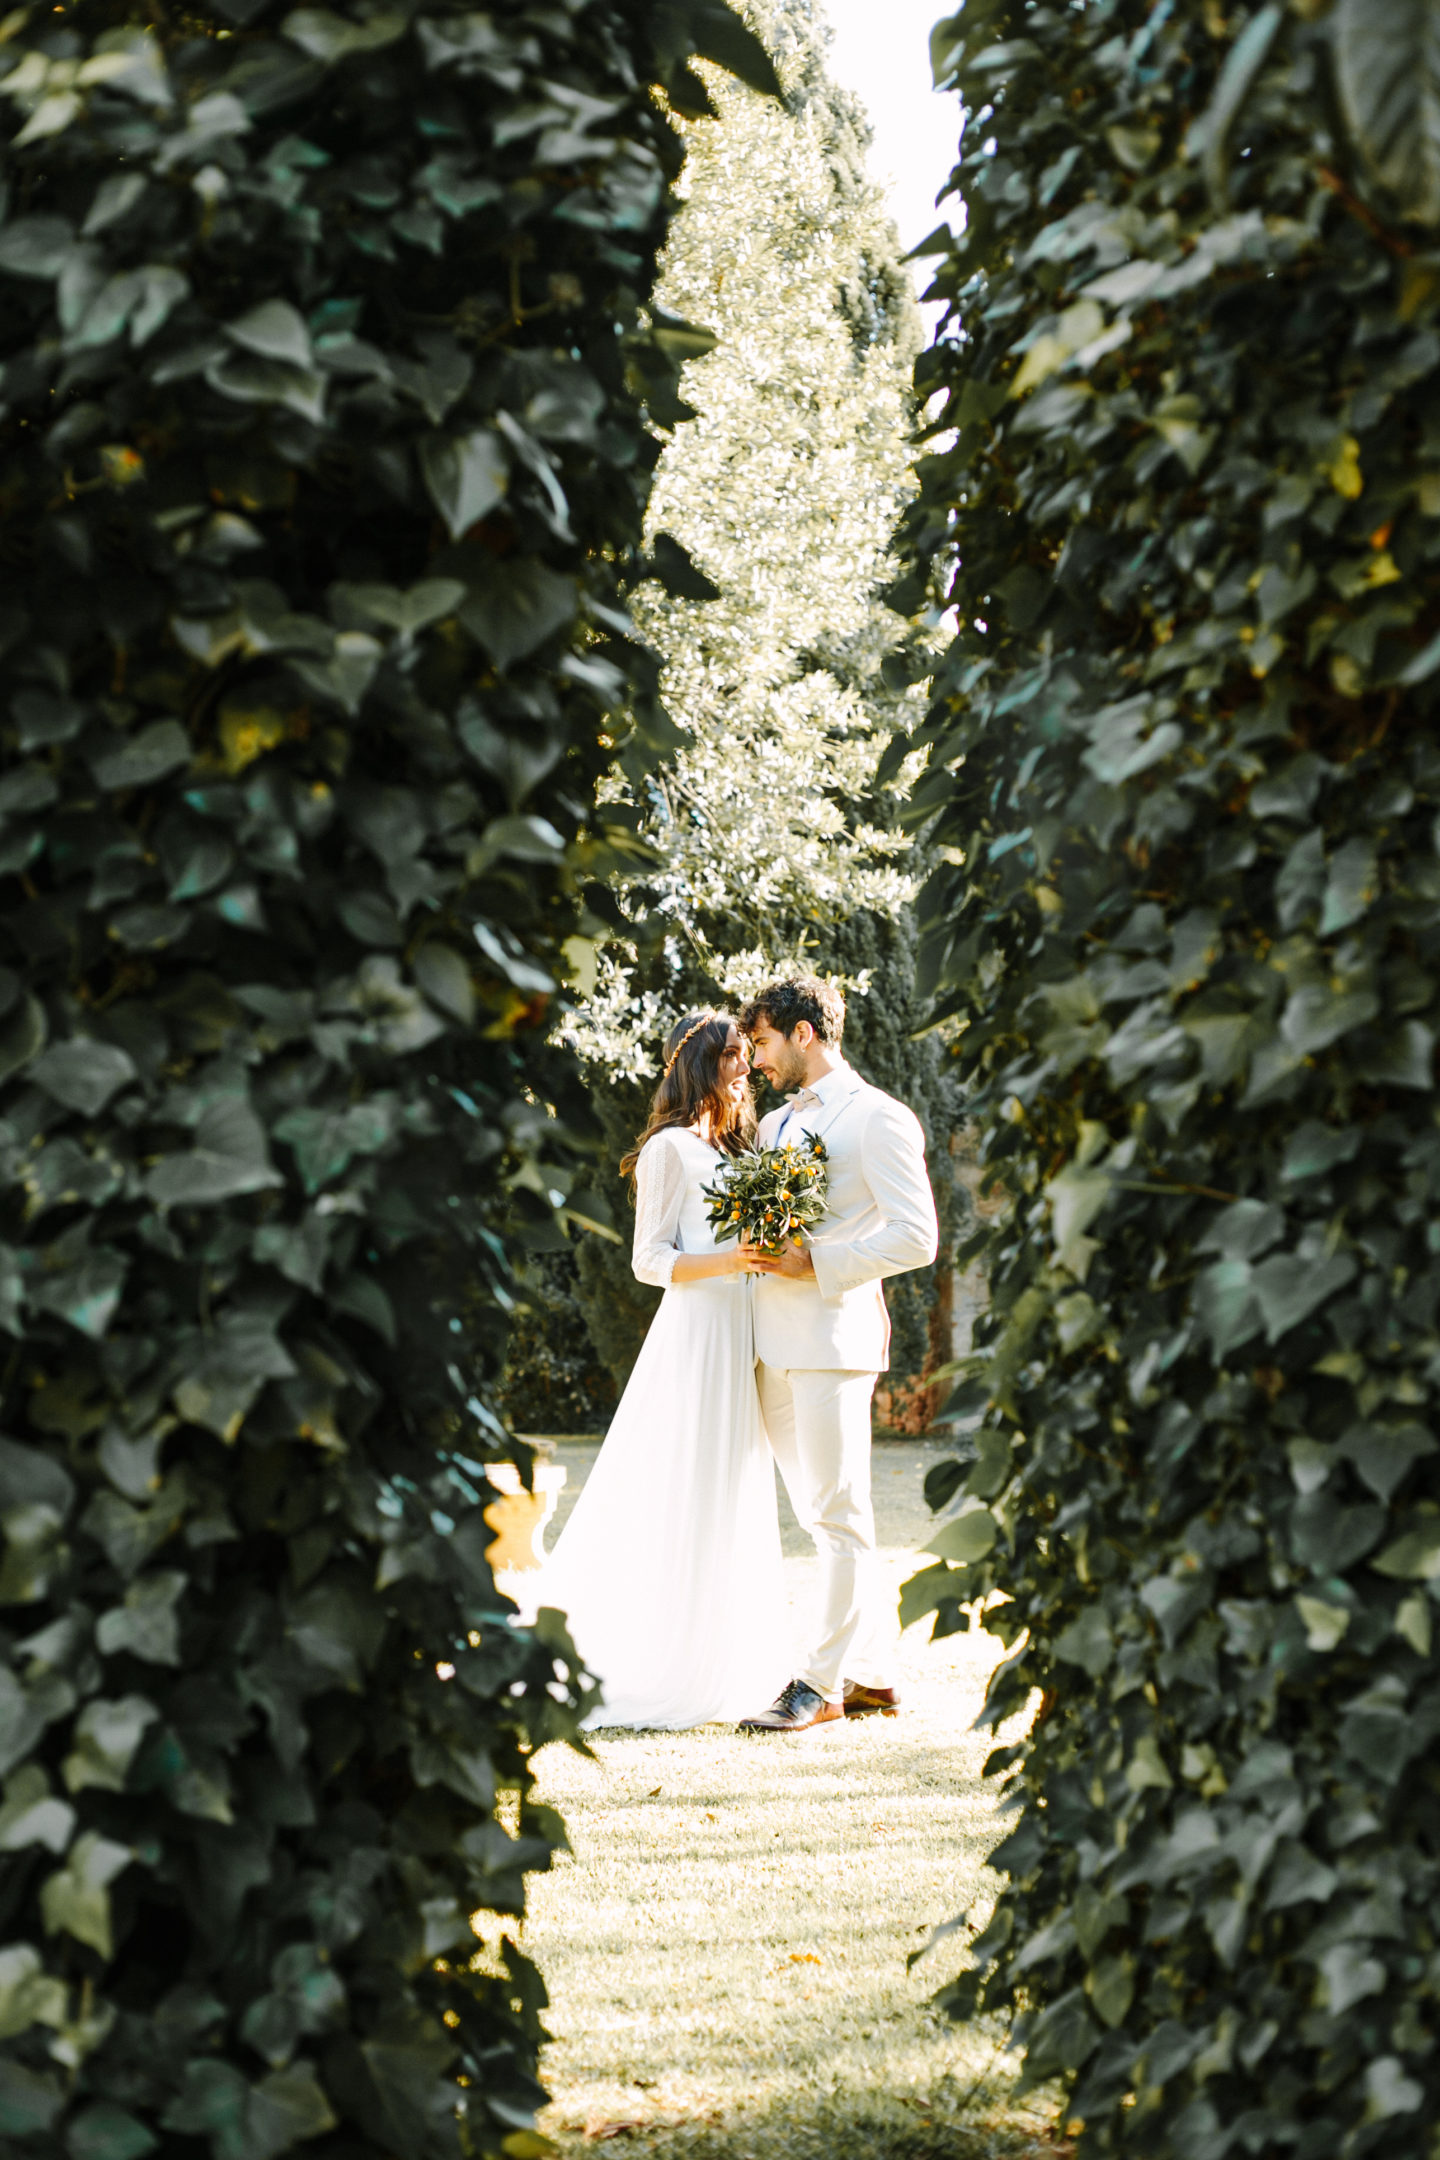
[1371,1515,1440,1579]
[413,943,475,1024]
[82,172,149,237]
[923,1498,998,1564]
[1338,1420,1435,1501]
[283,7,408,64]
[163,2057,336,2160]
[1319,837,1380,933]
[458,558,577,670]
[90,720,191,791]
[1252,1251,1357,1341]
[1290,1491,1387,1575]
[0,1765,75,1855]
[207,352,327,425]
[95,1571,186,1666]
[288,631,382,718]
[1280,982,1380,1056]
[1045,1160,1111,1273]
[1052,1605,1114,1677]
[1088,1952,1136,2029]
[1188,3,1285,208]
[329,578,464,635]
[0,992,47,1088]
[1335,0,1440,227]
[224,298,313,368]
[39,1829,132,1958]
[0,1435,74,1521]
[1193,1258,1261,1356]
[146,1099,283,1209]
[1196,1199,1284,1262]
[1281,1120,1362,1181]
[1356,1019,1435,1089]
[0,1941,68,2042]
[899,1560,960,1630]
[63,1697,161,1794]
[65,2104,159,2160]
[1365,2056,1425,2119]
[643,532,722,601]
[330,1273,397,1345]
[1023,1988,1100,2081]
[0,216,75,279]
[28,1240,128,1339]
[31,1039,138,1117]
[1318,1940,1386,2013]
[0,2058,65,2135]
[418,429,508,540]
[173,1313,297,1440]
[664,0,782,100]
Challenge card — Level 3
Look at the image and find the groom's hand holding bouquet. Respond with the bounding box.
[702,1133,829,1272]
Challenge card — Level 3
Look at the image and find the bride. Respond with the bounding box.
[539,1010,789,1728]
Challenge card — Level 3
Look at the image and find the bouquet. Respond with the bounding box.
[703,1132,829,1253]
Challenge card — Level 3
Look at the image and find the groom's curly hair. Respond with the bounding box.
[738,975,845,1046]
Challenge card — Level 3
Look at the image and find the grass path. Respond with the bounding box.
[518,1444,1057,2160]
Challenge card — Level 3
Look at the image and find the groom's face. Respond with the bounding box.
[747,1018,811,1095]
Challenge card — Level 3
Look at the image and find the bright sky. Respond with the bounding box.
[817,0,961,259]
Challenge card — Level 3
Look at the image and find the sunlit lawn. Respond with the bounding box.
[516,1445,1059,2160]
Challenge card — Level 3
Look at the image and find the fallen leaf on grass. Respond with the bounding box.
[584,2121,647,2143]
[647,1786,661,1797]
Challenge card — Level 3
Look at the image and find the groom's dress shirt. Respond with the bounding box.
[756,1061,937,1372]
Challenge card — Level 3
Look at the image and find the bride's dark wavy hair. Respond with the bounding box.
[619,1009,755,1190]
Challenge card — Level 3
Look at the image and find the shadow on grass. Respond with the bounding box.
[545,2033,1064,2160]
[555,2088,1061,2160]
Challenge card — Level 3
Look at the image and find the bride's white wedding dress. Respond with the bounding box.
[540,1125,789,1729]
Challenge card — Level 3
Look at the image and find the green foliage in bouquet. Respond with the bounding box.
[0,2,778,2156]
[893,0,1440,2152]
[703,1134,828,1253]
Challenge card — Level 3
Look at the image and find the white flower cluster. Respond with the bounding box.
[568,0,931,1074]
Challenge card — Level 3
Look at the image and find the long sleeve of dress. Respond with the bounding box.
[631,1131,687,1289]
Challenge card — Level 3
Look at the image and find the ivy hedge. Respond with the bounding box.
[0,4,775,2159]
[895,2,1440,2154]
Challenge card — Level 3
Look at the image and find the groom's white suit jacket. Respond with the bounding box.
[753,1062,938,1373]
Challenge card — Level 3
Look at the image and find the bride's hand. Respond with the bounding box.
[735,1239,779,1275]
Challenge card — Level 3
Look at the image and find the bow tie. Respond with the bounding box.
[789,1088,820,1111]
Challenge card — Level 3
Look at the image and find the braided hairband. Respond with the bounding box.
[664,1012,714,1077]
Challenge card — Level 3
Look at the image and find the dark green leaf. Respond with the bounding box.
[31,1039,138,1117]
[418,429,508,540]
[645,532,722,601]
[459,558,577,669]
[1335,0,1440,226]
[66,2104,159,2160]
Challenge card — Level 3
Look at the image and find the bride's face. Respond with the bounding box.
[716,1024,750,1104]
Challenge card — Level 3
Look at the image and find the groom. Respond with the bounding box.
[737,976,939,1733]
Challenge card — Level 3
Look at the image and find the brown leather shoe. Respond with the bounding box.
[739,1679,844,1732]
[843,1681,901,1717]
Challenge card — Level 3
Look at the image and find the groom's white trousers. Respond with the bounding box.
[757,1361,895,1704]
